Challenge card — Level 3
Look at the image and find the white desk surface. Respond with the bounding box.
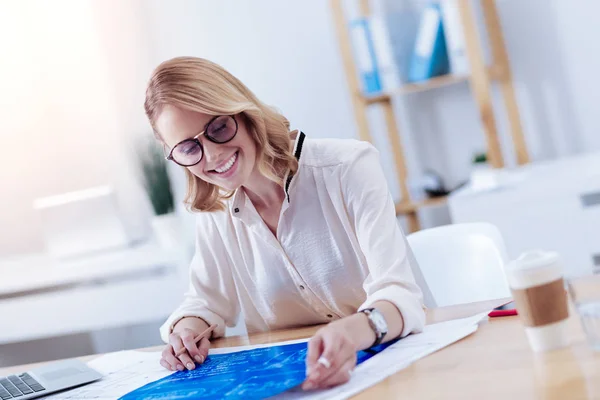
[0,241,181,296]
[0,241,188,344]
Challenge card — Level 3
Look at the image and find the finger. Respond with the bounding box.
[177,350,196,371]
[159,359,172,371]
[179,331,201,368]
[171,334,195,371]
[319,355,357,389]
[305,334,324,374]
[168,336,189,371]
[197,336,211,364]
[161,344,183,371]
[181,333,203,364]
[308,334,344,385]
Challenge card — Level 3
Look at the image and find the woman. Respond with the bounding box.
[144,57,425,390]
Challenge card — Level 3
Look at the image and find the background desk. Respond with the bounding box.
[2,299,599,399]
[0,241,187,346]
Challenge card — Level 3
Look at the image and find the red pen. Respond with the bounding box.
[488,300,518,317]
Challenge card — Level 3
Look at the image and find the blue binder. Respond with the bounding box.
[408,3,450,82]
[349,18,382,94]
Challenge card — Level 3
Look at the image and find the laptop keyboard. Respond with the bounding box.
[0,374,45,399]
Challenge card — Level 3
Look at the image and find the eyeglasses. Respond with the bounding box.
[166,115,238,167]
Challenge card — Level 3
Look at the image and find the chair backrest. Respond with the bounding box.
[407,223,511,307]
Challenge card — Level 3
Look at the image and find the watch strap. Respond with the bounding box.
[360,307,387,347]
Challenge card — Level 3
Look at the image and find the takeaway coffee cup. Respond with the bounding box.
[505,250,570,352]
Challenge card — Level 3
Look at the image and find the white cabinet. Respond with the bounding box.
[449,152,600,278]
[0,242,188,345]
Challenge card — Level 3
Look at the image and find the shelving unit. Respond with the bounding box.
[364,73,470,103]
[330,0,530,233]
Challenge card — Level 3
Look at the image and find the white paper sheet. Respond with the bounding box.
[44,351,169,400]
[274,312,489,399]
[45,312,488,400]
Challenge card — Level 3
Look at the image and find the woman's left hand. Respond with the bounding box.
[302,323,358,390]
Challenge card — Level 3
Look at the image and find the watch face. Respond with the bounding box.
[370,310,387,333]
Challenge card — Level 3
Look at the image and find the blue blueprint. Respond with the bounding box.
[119,340,396,400]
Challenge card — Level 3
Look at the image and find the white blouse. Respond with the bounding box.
[160,134,426,341]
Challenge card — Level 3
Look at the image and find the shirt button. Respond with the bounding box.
[327,314,333,318]
[234,208,239,213]
[299,285,305,290]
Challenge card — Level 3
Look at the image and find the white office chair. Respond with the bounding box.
[407,223,511,307]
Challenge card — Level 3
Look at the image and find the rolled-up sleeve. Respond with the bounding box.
[341,142,426,337]
[159,214,240,342]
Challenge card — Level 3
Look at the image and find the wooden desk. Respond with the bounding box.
[2,298,599,399]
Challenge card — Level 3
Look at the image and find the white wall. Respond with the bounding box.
[0,0,154,257]
[3,0,600,255]
[143,0,356,141]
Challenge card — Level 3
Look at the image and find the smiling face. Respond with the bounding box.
[155,105,258,192]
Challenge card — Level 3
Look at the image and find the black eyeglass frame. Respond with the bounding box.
[165,115,239,167]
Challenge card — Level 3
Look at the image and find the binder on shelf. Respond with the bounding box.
[441,0,470,75]
[408,3,450,83]
[349,18,381,94]
[383,7,421,85]
[369,15,401,91]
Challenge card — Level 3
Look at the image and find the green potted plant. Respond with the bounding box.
[138,137,181,249]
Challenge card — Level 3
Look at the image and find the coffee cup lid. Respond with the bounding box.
[506,250,559,271]
[505,250,563,289]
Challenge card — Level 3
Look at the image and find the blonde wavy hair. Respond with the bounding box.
[144,57,297,213]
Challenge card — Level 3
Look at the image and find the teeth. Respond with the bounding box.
[215,152,237,173]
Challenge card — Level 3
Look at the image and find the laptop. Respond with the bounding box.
[0,360,102,399]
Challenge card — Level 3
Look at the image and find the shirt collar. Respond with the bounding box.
[229,185,247,218]
[284,131,306,202]
[230,131,306,219]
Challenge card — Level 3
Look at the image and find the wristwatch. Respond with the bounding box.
[359,308,388,347]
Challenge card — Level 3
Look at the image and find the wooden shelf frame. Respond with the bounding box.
[330,0,530,233]
[363,66,502,104]
[364,74,469,104]
[395,196,449,215]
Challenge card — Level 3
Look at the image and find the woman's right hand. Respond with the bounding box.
[160,327,211,371]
